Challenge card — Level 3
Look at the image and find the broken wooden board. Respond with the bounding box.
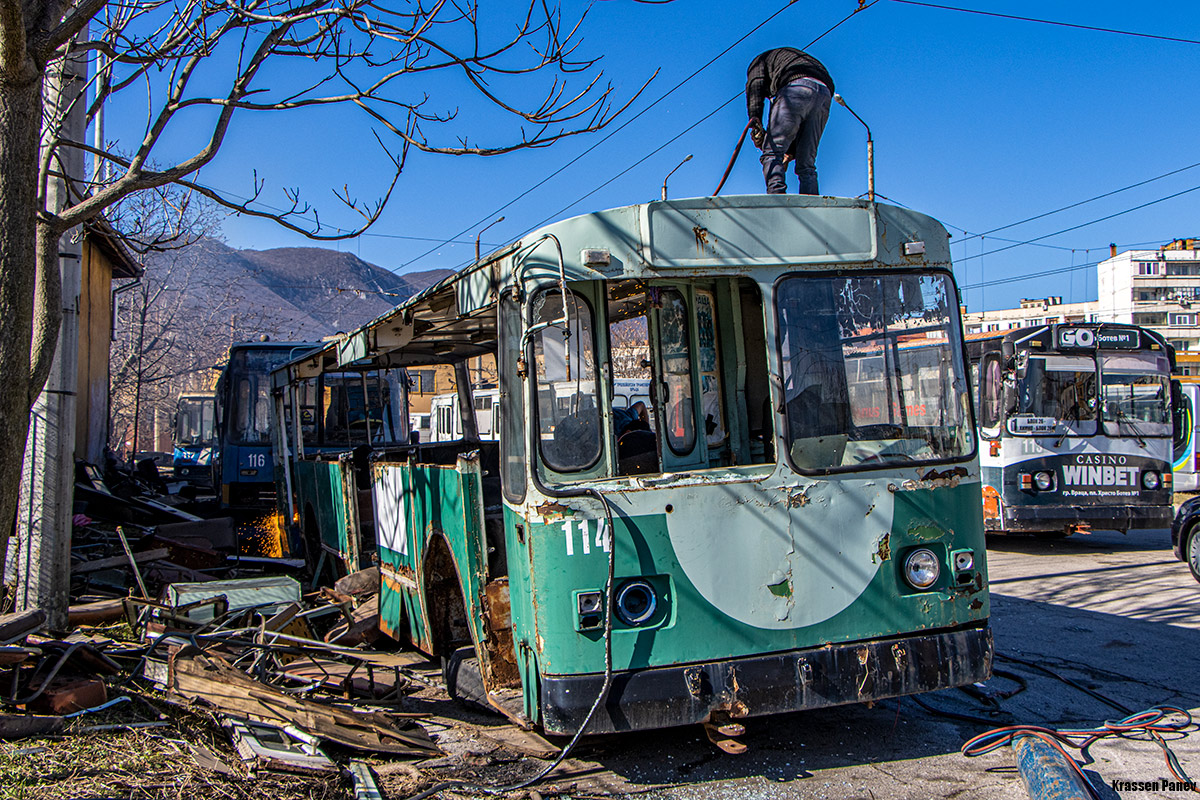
[165,650,438,756]
[470,723,558,759]
[0,713,65,739]
[0,610,47,645]
[0,646,40,666]
[67,598,126,627]
[334,566,379,598]
[73,548,170,575]
[277,659,407,700]
[324,595,380,647]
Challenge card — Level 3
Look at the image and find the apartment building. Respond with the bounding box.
[1095,238,1200,353]
[963,239,1200,365]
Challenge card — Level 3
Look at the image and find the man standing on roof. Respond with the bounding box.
[746,47,834,195]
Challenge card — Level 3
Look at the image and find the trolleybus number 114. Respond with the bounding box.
[563,519,611,557]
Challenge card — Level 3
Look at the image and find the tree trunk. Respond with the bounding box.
[0,72,44,581]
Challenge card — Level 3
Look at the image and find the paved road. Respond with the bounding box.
[492,527,1200,800]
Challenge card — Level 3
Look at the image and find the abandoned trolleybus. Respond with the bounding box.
[213,340,318,509]
[966,323,1174,535]
[273,195,991,734]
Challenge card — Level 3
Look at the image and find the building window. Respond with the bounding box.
[1169,313,1196,327]
[1138,261,1160,276]
[410,369,435,394]
[986,323,1000,332]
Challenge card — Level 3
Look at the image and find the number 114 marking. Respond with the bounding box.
[563,519,610,556]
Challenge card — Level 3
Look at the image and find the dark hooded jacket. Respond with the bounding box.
[746,48,834,122]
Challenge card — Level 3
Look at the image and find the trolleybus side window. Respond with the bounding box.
[660,289,696,456]
[533,291,601,473]
[1016,355,1097,436]
[499,294,526,501]
[979,355,1003,434]
[1100,353,1171,437]
[695,289,727,450]
[776,272,973,472]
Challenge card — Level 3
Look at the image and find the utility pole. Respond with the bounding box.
[12,39,88,627]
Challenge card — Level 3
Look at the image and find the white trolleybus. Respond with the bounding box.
[967,323,1175,536]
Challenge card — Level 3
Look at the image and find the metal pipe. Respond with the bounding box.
[475,216,505,263]
[661,154,692,201]
[833,94,874,202]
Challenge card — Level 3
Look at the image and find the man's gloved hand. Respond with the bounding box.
[749,120,766,149]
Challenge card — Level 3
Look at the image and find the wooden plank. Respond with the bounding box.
[73,548,169,575]
[0,713,64,739]
[0,610,46,644]
[166,651,438,756]
[68,598,126,626]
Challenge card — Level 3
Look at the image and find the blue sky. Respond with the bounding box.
[110,1,1200,312]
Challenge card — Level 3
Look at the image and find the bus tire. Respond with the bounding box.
[443,645,495,715]
[1186,525,1200,584]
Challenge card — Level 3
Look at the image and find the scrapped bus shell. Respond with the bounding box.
[271,194,992,735]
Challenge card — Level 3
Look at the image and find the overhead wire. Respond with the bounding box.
[438,1,880,273]
[391,0,810,273]
[954,183,1200,263]
[889,0,1200,47]
[951,160,1200,245]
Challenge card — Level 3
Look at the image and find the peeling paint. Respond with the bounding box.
[969,599,983,611]
[788,489,810,508]
[536,501,574,521]
[767,578,792,598]
[872,532,891,564]
[906,521,949,542]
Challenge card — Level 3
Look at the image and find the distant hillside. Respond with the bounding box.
[148,238,452,340]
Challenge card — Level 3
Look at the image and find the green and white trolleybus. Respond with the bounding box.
[271,195,991,735]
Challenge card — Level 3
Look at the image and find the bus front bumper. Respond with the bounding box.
[988,503,1173,533]
[539,623,992,735]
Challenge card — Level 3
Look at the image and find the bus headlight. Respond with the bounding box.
[953,551,974,572]
[1033,471,1054,491]
[903,549,941,590]
[1142,471,1161,490]
[615,580,657,625]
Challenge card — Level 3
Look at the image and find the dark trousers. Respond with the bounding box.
[760,77,831,195]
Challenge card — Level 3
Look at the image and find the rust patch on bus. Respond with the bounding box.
[536,501,573,521]
[873,532,890,564]
[479,579,521,688]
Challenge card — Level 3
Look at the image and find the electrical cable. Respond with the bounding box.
[957,653,1200,796]
[955,183,1200,263]
[889,0,1200,46]
[951,160,1200,245]
[393,0,809,273]
[400,490,619,800]
[961,707,1199,798]
[439,2,879,274]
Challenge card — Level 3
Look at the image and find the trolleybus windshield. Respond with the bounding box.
[175,397,214,446]
[229,349,287,445]
[776,272,972,472]
[1100,352,1171,438]
[1015,354,1098,436]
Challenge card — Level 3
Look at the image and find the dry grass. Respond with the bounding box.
[0,692,348,800]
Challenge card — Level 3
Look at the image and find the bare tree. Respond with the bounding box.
[0,0,654,561]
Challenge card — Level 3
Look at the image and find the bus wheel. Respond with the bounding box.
[443,646,495,715]
[1187,526,1200,584]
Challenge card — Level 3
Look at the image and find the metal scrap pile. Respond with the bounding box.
[0,567,458,799]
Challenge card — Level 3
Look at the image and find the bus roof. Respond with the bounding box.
[965,322,1172,364]
[273,195,951,382]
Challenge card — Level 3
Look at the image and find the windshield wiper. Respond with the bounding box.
[1114,408,1147,447]
[1053,404,1086,448]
